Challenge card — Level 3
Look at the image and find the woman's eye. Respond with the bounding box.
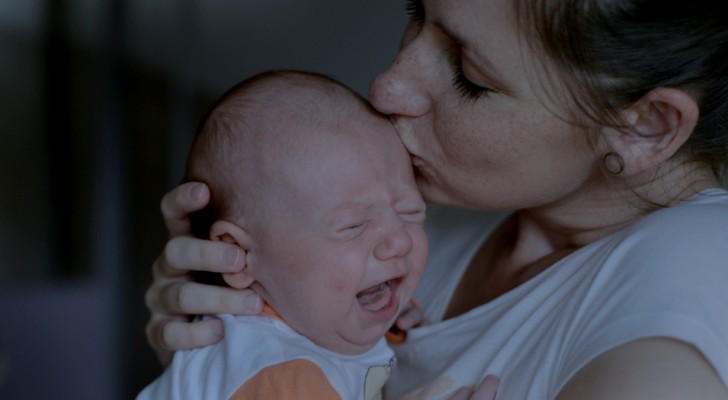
[450,52,494,101]
[405,0,425,22]
[452,67,493,101]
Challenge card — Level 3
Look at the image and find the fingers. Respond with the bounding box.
[145,235,261,366]
[472,375,500,400]
[395,301,427,331]
[148,181,257,365]
[146,318,224,365]
[160,182,211,237]
[144,276,262,365]
[448,375,500,400]
[449,387,474,400]
[160,236,245,277]
[146,247,261,316]
[152,282,262,316]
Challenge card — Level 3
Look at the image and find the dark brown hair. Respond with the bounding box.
[516,0,727,186]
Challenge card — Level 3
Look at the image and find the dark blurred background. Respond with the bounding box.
[0,1,406,398]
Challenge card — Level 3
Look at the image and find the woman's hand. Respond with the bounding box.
[145,182,263,365]
[449,376,500,400]
[401,375,500,399]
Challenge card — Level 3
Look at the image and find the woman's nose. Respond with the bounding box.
[368,47,431,117]
[373,220,414,261]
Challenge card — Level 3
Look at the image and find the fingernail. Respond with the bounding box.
[224,247,240,266]
[211,321,224,341]
[244,293,262,312]
[400,311,418,328]
[189,183,202,200]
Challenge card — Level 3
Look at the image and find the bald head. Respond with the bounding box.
[185,70,394,234]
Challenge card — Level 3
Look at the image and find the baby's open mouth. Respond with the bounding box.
[357,280,396,312]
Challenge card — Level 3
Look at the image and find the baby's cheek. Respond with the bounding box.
[327,274,362,297]
[329,278,350,294]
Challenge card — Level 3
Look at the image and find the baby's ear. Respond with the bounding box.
[210,220,256,289]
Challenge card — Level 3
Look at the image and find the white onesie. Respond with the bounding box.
[138,310,395,400]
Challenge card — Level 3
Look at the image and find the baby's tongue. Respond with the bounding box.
[357,282,391,311]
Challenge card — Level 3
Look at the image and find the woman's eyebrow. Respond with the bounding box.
[436,19,471,49]
[435,21,499,72]
[435,20,512,94]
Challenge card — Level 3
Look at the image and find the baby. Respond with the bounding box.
[137,70,428,400]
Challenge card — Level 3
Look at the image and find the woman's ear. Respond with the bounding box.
[609,87,699,176]
[210,220,256,289]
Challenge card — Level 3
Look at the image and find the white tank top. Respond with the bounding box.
[386,189,728,399]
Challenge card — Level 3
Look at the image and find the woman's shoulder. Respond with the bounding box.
[608,189,728,275]
[557,190,728,395]
[627,188,728,245]
[560,187,728,332]
[648,187,728,219]
[575,188,728,330]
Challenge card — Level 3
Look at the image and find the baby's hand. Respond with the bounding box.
[396,299,427,330]
[387,300,427,344]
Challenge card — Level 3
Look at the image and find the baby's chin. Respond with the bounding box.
[325,325,393,355]
[288,280,408,355]
[320,305,404,355]
[324,282,407,355]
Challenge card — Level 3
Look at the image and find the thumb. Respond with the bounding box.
[472,375,500,400]
[448,387,474,400]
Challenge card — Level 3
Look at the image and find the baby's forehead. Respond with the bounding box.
[208,75,396,180]
[244,80,359,118]
[219,82,378,139]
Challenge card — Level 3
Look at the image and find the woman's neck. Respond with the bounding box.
[512,160,720,263]
[443,162,719,319]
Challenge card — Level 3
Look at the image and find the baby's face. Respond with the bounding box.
[246,112,428,355]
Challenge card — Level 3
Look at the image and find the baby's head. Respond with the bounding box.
[186,70,428,354]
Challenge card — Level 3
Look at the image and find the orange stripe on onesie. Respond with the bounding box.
[228,304,341,399]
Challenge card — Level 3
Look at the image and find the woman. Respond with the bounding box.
[145,0,728,398]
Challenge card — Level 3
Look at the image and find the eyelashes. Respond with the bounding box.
[405,0,425,21]
[452,68,492,101]
[405,0,492,102]
[451,51,493,101]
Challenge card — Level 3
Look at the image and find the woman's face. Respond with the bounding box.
[369,0,599,211]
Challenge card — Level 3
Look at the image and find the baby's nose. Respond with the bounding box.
[373,220,413,261]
